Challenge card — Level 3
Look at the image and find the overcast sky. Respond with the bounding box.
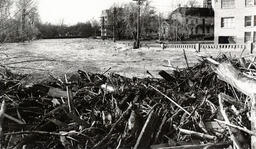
[38,0,203,25]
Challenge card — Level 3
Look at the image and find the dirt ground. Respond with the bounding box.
[0,38,250,78]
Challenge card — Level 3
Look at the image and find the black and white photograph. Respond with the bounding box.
[0,0,256,148]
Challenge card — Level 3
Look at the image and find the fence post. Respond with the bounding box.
[196,43,200,52]
[250,42,254,54]
[247,42,254,54]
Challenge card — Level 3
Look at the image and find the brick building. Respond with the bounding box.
[214,0,256,44]
[161,7,214,41]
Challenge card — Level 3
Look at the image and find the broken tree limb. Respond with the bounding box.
[134,109,159,149]
[4,114,25,125]
[0,100,5,138]
[251,94,256,149]
[158,70,176,83]
[93,104,133,149]
[218,94,242,149]
[47,87,70,98]
[65,74,73,113]
[183,49,189,69]
[214,62,256,97]
[149,85,190,115]
[179,128,217,140]
[213,61,256,149]
[214,119,256,136]
[218,93,243,108]
[155,142,232,149]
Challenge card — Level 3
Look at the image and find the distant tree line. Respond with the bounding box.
[0,0,101,43]
[36,21,100,39]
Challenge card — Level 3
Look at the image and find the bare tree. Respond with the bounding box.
[0,0,13,42]
[16,0,39,41]
[0,0,12,28]
[187,0,200,7]
[122,1,158,40]
[90,18,100,38]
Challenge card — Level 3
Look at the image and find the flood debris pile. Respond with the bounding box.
[0,57,254,149]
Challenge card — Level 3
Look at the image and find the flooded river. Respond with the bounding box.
[0,38,245,78]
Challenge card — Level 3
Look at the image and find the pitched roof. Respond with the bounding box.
[172,7,214,17]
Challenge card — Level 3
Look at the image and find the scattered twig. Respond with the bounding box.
[102,67,112,75]
[134,109,159,149]
[214,119,256,136]
[149,85,190,115]
[218,94,242,149]
[251,94,256,149]
[183,49,189,69]
[157,142,232,149]
[179,128,217,140]
[4,113,25,125]
[65,74,73,113]
[93,104,133,149]
[4,130,82,136]
[0,100,6,137]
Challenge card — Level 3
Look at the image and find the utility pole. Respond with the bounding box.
[21,8,26,42]
[133,0,144,49]
[113,7,117,42]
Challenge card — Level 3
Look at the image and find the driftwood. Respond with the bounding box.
[0,100,5,148]
[214,62,256,97]
[1,57,252,148]
[218,94,242,149]
[153,142,232,149]
[179,128,217,140]
[251,95,256,149]
[47,87,70,98]
[213,60,256,149]
[134,109,159,149]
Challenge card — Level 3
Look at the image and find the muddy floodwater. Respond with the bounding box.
[0,38,247,78]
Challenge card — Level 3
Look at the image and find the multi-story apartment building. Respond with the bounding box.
[214,0,256,44]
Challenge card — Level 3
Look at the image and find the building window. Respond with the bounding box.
[245,0,256,6]
[221,0,235,8]
[245,32,252,43]
[206,26,210,33]
[254,32,256,42]
[245,16,252,27]
[221,17,234,28]
[254,16,256,26]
